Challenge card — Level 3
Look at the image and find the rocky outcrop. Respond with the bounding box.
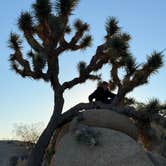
[0,141,29,166]
[54,127,154,166]
[55,109,138,146]
[81,109,138,139]
[48,109,166,166]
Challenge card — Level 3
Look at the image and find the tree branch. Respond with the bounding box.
[10,50,49,81]
[111,63,122,88]
[62,44,109,90]
[24,32,43,52]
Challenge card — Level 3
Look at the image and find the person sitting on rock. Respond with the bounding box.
[88,81,116,104]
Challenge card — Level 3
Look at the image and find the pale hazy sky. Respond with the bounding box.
[0,0,166,139]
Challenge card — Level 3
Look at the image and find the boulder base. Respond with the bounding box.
[54,128,154,166]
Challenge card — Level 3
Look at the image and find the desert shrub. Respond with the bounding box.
[74,126,101,146]
[13,122,44,144]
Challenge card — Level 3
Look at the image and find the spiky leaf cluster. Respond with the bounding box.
[79,35,92,49]
[18,12,34,32]
[74,19,89,32]
[9,33,22,49]
[124,55,137,74]
[55,0,79,16]
[145,51,164,73]
[33,0,52,22]
[109,34,129,55]
[145,98,161,114]
[48,15,65,36]
[77,61,87,76]
[9,0,164,106]
[65,25,72,34]
[104,18,164,105]
[120,32,131,41]
[105,17,120,37]
[31,52,46,72]
[124,97,136,105]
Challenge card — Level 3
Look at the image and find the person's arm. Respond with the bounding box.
[108,91,116,99]
[88,88,100,102]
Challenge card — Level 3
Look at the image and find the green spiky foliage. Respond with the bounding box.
[145,98,161,114]
[9,33,22,49]
[135,99,166,132]
[77,61,87,76]
[101,17,164,105]
[136,99,166,116]
[124,97,136,105]
[55,0,79,16]
[8,1,164,165]
[33,0,52,21]
[18,12,34,32]
[105,17,120,38]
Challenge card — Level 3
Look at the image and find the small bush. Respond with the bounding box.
[13,122,44,144]
[74,126,101,146]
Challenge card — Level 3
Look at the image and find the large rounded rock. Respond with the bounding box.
[54,128,154,166]
[56,109,138,145]
[82,109,138,140]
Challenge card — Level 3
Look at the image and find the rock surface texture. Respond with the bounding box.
[54,127,154,166]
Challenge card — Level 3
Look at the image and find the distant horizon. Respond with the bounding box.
[0,0,166,139]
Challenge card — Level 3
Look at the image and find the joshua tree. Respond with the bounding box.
[9,0,164,165]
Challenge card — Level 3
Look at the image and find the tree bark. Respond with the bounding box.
[111,90,126,106]
[28,93,64,166]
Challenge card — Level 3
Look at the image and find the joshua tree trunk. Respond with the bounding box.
[111,89,126,106]
[28,91,64,166]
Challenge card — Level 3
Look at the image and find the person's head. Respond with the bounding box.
[102,81,109,90]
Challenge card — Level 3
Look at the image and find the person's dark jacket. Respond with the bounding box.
[88,87,116,104]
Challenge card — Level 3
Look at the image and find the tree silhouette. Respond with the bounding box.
[9,0,164,165]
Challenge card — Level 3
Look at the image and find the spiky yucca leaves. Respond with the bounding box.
[74,19,89,32]
[48,15,65,36]
[107,36,163,105]
[77,61,87,76]
[145,98,161,114]
[70,19,92,50]
[27,51,47,73]
[135,98,166,124]
[65,25,72,34]
[33,0,52,22]
[124,97,136,105]
[121,32,131,42]
[109,35,129,53]
[124,55,137,75]
[79,35,92,49]
[55,0,79,16]
[32,52,47,72]
[8,33,22,49]
[18,12,34,32]
[159,103,166,117]
[145,51,164,74]
[105,17,120,38]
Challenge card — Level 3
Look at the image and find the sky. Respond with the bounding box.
[0,0,166,139]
